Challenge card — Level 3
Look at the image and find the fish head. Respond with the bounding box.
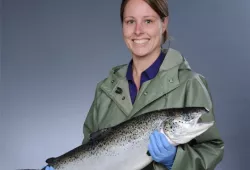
[161,107,214,146]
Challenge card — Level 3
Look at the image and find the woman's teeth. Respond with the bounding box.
[133,39,149,44]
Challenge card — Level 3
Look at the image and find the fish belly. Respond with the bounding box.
[54,140,152,170]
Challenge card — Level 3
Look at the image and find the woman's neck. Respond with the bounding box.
[131,47,161,90]
[132,47,161,76]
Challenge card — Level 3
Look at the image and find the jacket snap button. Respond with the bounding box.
[122,96,125,100]
[169,79,173,83]
[111,80,114,83]
[144,92,148,95]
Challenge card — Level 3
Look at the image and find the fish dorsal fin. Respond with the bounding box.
[46,157,56,164]
[89,127,113,142]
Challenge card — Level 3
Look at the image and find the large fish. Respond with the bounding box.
[20,107,214,170]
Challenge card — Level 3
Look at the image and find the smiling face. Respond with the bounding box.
[122,0,168,58]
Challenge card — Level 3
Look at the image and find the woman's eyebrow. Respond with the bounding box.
[124,15,157,19]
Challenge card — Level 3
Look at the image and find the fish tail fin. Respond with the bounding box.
[16,169,42,170]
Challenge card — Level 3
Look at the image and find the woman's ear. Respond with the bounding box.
[162,17,169,32]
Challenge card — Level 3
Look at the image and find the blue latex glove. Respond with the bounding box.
[45,166,54,170]
[148,130,177,169]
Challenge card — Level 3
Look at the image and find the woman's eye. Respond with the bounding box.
[145,20,152,24]
[127,20,135,24]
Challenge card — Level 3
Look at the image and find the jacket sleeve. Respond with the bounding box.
[81,82,102,145]
[153,74,224,170]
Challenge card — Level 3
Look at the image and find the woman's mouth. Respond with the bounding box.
[133,39,149,44]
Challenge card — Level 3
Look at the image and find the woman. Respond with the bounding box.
[46,0,224,169]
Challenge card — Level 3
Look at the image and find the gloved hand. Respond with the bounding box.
[45,166,54,170]
[148,130,177,170]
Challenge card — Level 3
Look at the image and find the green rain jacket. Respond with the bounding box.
[82,48,224,170]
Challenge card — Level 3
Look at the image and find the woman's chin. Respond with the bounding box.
[131,48,151,58]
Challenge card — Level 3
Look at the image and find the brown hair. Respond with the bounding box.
[120,0,169,44]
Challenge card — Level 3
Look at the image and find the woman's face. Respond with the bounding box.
[122,0,168,58]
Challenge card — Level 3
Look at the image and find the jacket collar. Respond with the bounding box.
[126,51,166,81]
[100,48,192,118]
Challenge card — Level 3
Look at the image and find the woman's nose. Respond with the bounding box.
[134,23,144,35]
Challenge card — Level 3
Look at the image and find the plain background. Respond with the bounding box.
[1,0,249,170]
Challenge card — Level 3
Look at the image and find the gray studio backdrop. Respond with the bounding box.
[1,0,249,170]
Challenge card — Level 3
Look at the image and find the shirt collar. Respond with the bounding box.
[126,51,165,81]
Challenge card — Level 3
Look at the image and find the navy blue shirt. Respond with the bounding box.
[126,51,165,104]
